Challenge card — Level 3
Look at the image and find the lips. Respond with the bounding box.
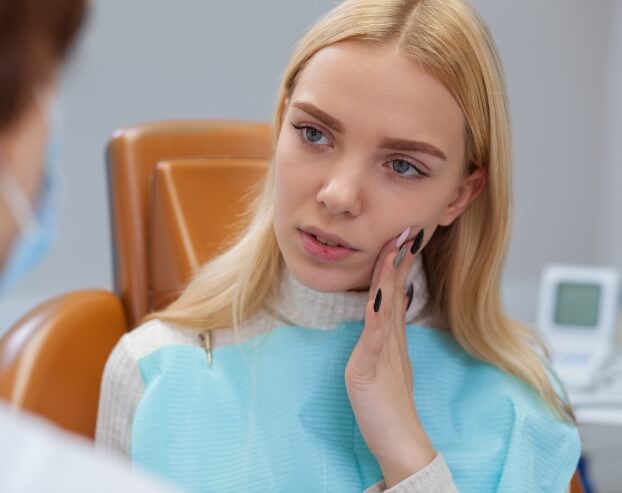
[300,226,356,250]
[299,230,357,262]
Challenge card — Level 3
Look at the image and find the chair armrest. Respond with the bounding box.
[0,290,128,439]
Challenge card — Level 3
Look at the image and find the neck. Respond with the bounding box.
[265,255,431,330]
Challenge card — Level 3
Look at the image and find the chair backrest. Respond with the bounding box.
[149,158,268,310]
[107,120,272,326]
[0,120,272,438]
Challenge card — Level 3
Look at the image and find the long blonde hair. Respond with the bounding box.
[150,0,574,423]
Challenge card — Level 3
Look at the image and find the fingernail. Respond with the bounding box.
[406,283,414,311]
[410,229,424,254]
[395,226,411,248]
[373,288,382,313]
[393,244,407,268]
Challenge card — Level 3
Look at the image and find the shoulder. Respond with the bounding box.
[100,318,201,391]
[115,318,201,362]
[409,327,580,491]
[422,328,576,433]
[408,325,569,421]
[468,369,580,491]
[96,319,201,455]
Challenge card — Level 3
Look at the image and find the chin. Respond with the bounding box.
[286,258,368,293]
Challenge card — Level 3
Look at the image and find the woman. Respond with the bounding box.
[97,1,581,491]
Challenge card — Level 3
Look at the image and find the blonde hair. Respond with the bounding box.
[150,0,574,423]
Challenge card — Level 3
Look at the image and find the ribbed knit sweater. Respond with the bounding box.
[96,257,579,492]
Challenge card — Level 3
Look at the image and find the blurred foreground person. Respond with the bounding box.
[0,1,178,491]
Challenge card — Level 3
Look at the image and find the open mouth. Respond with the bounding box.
[299,226,356,251]
[299,230,356,262]
[311,233,343,248]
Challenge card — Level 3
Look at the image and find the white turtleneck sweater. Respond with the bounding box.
[96,257,456,492]
[96,257,579,492]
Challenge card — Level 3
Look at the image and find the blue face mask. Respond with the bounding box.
[0,101,63,295]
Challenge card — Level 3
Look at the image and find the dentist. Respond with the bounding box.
[0,0,177,491]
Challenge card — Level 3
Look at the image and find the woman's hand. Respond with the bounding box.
[345,227,436,488]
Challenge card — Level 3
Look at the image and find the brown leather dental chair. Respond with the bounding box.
[0,120,271,439]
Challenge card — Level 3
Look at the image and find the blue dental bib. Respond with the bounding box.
[131,321,580,493]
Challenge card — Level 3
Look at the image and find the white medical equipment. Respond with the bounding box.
[537,264,621,391]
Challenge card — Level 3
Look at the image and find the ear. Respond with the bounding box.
[438,168,487,226]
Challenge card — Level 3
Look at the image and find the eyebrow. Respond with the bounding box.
[292,101,345,133]
[378,138,447,161]
[291,100,447,161]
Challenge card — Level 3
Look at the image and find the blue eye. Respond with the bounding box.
[304,127,323,143]
[390,159,427,179]
[291,123,330,146]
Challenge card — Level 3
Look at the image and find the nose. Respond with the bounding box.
[316,160,363,216]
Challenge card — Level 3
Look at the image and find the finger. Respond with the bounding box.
[368,237,398,301]
[375,247,409,365]
[355,241,402,380]
[369,229,423,368]
[394,229,425,289]
[390,230,422,389]
[387,285,408,352]
[369,245,402,349]
[348,297,386,380]
[387,266,416,383]
[373,262,415,397]
[373,241,400,316]
[387,302,414,391]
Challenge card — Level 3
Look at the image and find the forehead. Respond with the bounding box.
[290,41,465,159]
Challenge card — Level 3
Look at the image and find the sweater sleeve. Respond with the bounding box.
[363,453,458,493]
[95,334,144,460]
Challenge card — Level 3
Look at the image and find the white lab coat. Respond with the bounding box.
[0,402,179,493]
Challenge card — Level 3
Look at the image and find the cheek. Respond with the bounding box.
[274,137,320,205]
[366,185,451,249]
[273,139,312,225]
[383,186,448,225]
[419,192,453,224]
[274,140,294,196]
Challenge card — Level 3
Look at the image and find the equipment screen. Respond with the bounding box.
[554,283,601,328]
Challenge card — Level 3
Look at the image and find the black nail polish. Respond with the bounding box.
[406,283,414,311]
[411,229,424,254]
[373,288,382,313]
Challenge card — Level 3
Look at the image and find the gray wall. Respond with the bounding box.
[0,0,619,330]
[602,0,622,271]
[475,0,614,322]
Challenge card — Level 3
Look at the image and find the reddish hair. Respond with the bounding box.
[0,0,87,129]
